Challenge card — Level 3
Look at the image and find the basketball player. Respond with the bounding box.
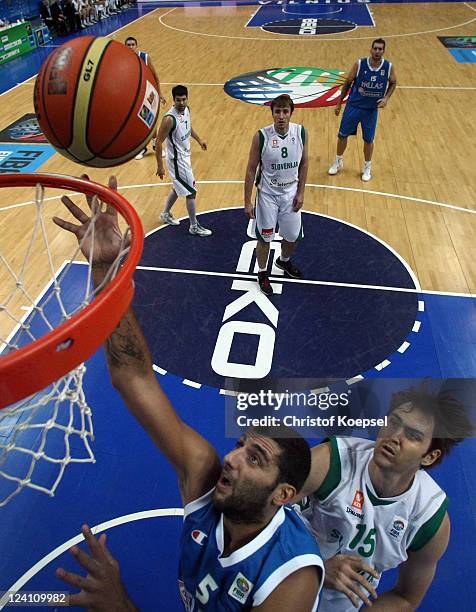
[297,386,474,611]
[155,85,212,236]
[244,94,308,297]
[328,39,397,182]
[53,175,324,610]
[124,36,166,160]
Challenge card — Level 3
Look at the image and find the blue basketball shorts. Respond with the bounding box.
[338,104,379,144]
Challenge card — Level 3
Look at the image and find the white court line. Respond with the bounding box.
[136,265,474,299]
[0,74,36,97]
[158,6,476,42]
[0,508,184,610]
[0,260,69,356]
[1,181,474,296]
[17,82,476,91]
[1,179,475,216]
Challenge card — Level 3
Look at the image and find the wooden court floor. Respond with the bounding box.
[1,2,475,343]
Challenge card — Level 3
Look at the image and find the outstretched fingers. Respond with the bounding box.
[52,215,81,235]
[60,195,90,224]
[56,566,88,591]
[106,175,120,217]
[80,174,95,210]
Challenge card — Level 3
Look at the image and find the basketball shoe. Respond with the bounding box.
[135,147,147,160]
[362,162,372,182]
[258,271,273,297]
[275,257,302,279]
[160,212,180,226]
[189,222,212,236]
[328,157,343,175]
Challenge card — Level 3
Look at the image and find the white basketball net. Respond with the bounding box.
[0,183,130,506]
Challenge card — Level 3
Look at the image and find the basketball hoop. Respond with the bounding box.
[0,173,143,505]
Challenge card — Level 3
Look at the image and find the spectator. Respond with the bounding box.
[63,0,82,31]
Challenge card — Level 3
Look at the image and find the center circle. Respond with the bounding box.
[134,208,419,390]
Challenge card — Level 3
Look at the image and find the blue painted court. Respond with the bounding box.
[1,0,476,610]
[1,210,476,610]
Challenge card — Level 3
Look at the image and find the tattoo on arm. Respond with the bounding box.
[105,317,149,371]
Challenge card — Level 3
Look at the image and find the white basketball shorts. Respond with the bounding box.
[166,154,196,197]
[254,189,303,242]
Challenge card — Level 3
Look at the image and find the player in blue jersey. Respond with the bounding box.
[328,39,397,182]
[53,175,324,611]
[124,36,166,160]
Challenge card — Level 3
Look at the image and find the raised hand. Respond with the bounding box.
[56,524,136,612]
[53,175,125,266]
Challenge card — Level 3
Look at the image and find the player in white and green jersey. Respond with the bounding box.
[155,85,212,236]
[297,386,474,611]
[244,94,308,297]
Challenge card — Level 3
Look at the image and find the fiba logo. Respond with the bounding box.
[224,66,347,108]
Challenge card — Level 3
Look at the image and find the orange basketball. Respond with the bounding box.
[33,36,160,167]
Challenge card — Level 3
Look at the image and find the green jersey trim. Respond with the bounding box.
[365,485,396,506]
[255,130,265,187]
[258,130,265,154]
[167,118,196,196]
[408,496,449,552]
[165,113,176,131]
[301,125,306,145]
[314,437,341,501]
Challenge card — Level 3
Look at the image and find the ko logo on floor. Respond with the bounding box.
[134,209,418,390]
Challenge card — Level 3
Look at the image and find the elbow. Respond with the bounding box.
[109,366,150,395]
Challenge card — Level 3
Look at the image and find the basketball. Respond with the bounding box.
[33,36,160,167]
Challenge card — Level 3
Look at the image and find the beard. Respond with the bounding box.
[212,478,277,523]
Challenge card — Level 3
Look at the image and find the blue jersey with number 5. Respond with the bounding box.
[178,489,324,611]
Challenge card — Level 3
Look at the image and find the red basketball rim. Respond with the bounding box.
[0,173,144,409]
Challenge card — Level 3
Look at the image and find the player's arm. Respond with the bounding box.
[155,115,173,178]
[377,65,397,108]
[335,61,358,116]
[191,126,207,150]
[244,131,260,219]
[54,177,221,507]
[293,130,308,212]
[252,566,322,611]
[147,57,166,105]
[101,302,221,506]
[369,513,450,610]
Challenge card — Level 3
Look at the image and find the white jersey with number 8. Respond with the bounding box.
[256,122,304,196]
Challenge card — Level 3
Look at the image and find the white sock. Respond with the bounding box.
[164,191,178,214]
[364,161,371,169]
[336,155,343,162]
[186,198,197,226]
[280,256,290,262]
[258,267,267,273]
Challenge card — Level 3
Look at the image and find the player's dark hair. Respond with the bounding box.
[172,85,188,99]
[388,384,475,468]
[372,38,386,49]
[270,94,294,113]
[125,36,137,45]
[250,425,311,492]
